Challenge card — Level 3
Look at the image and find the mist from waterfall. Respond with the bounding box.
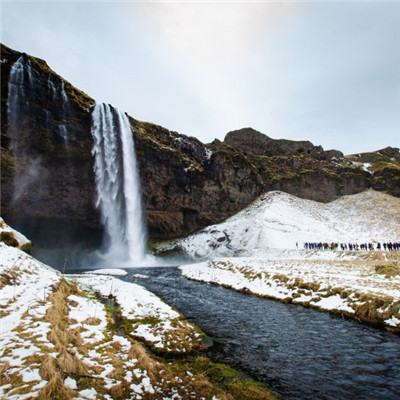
[91,103,147,266]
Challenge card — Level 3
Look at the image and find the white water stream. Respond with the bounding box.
[91,103,147,265]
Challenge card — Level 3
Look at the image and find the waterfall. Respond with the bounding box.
[8,55,72,147]
[7,56,32,132]
[7,55,36,201]
[59,81,70,143]
[7,55,73,201]
[91,103,147,265]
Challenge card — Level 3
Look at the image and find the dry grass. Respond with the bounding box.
[39,375,74,400]
[376,261,400,278]
[0,268,20,289]
[128,340,158,378]
[83,317,101,325]
[38,278,90,399]
[109,381,132,400]
[0,231,19,247]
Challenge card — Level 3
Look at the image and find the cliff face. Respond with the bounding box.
[0,44,263,246]
[224,128,372,202]
[1,44,100,250]
[346,147,400,198]
[1,44,399,254]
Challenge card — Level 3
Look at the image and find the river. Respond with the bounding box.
[114,266,400,400]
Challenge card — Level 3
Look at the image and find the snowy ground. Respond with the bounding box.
[159,190,400,258]
[2,220,258,400]
[72,273,203,354]
[177,190,400,331]
[180,251,400,332]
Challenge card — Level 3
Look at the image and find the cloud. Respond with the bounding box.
[134,2,297,140]
[2,1,399,153]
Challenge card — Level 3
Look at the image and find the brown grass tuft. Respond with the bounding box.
[128,340,158,378]
[39,355,60,383]
[39,375,74,400]
[1,231,19,247]
[82,317,101,325]
[57,349,88,376]
[376,262,400,278]
[109,381,132,400]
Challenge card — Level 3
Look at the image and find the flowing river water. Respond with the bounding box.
[118,266,400,400]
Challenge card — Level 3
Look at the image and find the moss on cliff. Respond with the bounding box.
[370,161,400,173]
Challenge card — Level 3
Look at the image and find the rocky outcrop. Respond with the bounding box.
[1,43,398,258]
[224,129,371,202]
[224,128,344,160]
[346,147,400,197]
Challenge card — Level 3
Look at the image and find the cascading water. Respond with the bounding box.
[8,55,71,143]
[7,55,36,201]
[91,102,147,265]
[7,55,73,201]
[7,56,33,136]
[59,81,70,143]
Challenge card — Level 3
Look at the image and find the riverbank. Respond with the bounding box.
[180,250,400,333]
[0,219,278,400]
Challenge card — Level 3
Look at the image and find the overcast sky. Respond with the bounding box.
[2,1,399,154]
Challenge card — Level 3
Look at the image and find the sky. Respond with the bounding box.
[2,0,400,154]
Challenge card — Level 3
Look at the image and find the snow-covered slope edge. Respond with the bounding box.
[1,220,278,399]
[180,251,400,332]
[0,217,32,253]
[160,190,400,259]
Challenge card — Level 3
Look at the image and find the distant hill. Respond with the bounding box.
[160,190,400,258]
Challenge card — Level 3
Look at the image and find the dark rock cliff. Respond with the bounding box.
[346,147,400,198]
[1,44,399,256]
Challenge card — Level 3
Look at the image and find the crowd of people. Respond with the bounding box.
[302,241,400,251]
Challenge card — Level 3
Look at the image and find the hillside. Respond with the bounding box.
[158,190,400,259]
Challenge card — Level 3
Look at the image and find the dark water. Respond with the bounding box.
[113,266,400,400]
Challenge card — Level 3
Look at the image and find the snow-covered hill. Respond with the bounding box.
[167,190,400,258]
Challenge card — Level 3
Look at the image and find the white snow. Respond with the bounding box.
[0,236,61,398]
[180,253,400,330]
[64,377,78,389]
[70,274,201,352]
[0,217,30,247]
[167,190,400,258]
[0,216,227,400]
[21,368,41,382]
[177,190,400,330]
[85,268,128,276]
[386,315,400,327]
[72,274,180,320]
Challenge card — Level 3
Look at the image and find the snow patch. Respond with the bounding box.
[85,268,128,276]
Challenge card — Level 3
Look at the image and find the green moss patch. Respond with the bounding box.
[172,356,280,399]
